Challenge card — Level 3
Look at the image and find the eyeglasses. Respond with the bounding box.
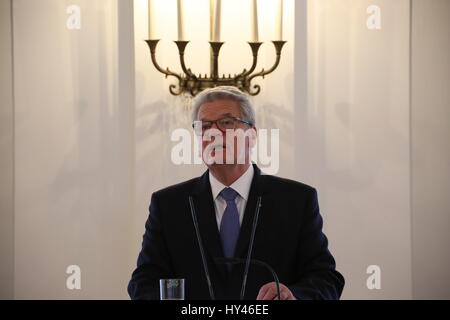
[192,116,253,134]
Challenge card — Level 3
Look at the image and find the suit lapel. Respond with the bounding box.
[191,170,227,276]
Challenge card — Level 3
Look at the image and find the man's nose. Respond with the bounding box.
[209,124,224,136]
[203,126,222,140]
[210,122,219,130]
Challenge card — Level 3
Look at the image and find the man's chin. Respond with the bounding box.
[204,149,227,165]
[206,161,249,169]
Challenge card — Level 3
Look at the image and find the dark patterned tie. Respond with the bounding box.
[219,187,240,258]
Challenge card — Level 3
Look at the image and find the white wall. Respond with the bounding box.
[12,0,135,299]
[411,0,450,300]
[297,0,412,299]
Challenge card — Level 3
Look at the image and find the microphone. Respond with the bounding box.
[216,196,278,300]
[189,190,266,300]
[241,196,262,300]
[189,196,215,300]
[214,257,281,300]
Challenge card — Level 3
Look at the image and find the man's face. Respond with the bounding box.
[196,98,256,167]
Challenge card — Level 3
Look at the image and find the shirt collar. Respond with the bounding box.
[209,164,254,201]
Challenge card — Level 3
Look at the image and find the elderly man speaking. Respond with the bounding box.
[128,86,344,300]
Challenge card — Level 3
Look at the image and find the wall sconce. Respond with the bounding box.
[146,0,287,96]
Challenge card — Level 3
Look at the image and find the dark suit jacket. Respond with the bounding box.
[128,164,345,300]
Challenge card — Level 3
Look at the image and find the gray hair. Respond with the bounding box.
[191,86,256,126]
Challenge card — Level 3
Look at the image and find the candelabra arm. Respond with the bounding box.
[247,41,287,85]
[174,41,196,79]
[145,40,182,82]
[209,42,225,81]
[146,39,286,96]
[235,42,263,79]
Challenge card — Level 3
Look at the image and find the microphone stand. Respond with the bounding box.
[215,257,281,300]
[241,196,262,299]
[190,193,278,300]
[189,196,215,300]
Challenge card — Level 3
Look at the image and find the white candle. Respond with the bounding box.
[213,0,221,41]
[210,0,215,41]
[275,0,283,40]
[148,0,155,39]
[177,0,185,40]
[250,0,259,42]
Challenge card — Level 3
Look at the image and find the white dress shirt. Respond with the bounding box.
[209,164,254,230]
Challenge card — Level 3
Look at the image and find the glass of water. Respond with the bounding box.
[159,279,185,300]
